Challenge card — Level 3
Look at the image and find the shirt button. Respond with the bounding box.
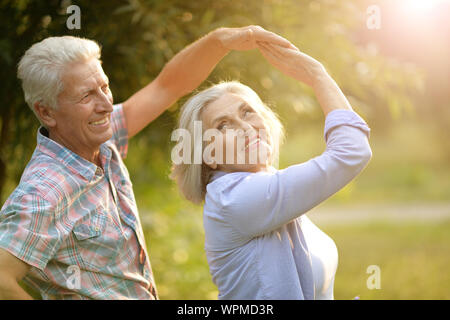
[95,167,103,176]
[139,248,145,264]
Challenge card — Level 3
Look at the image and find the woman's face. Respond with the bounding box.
[201,92,272,173]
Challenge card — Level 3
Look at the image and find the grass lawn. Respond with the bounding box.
[322,220,450,300]
[144,205,450,300]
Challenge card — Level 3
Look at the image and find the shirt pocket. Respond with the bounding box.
[72,214,104,241]
[72,208,112,271]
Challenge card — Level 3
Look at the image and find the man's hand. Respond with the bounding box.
[0,248,33,299]
[216,25,294,51]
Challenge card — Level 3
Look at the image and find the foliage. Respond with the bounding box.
[0,0,424,201]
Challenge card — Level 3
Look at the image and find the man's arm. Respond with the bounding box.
[0,248,33,299]
[122,26,293,138]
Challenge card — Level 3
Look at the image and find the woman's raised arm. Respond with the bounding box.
[215,111,371,238]
[257,41,353,117]
[208,39,372,238]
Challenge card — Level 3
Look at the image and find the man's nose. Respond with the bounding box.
[95,90,113,113]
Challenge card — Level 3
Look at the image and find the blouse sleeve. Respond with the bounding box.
[218,109,372,238]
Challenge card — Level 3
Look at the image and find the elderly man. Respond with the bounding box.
[0,26,291,299]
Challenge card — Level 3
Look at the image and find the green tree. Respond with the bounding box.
[0,0,422,202]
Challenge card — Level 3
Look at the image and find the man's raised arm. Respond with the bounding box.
[122,26,293,138]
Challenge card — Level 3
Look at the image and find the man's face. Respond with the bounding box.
[48,58,114,161]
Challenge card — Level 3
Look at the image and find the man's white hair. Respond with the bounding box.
[17,36,101,121]
[170,81,285,204]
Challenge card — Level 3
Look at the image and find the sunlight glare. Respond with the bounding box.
[405,0,448,13]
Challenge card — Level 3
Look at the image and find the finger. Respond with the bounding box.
[258,41,290,60]
[247,28,254,42]
[257,41,280,59]
[263,36,298,51]
[258,42,308,79]
[253,29,293,48]
[258,43,292,70]
[259,50,295,78]
[258,40,290,53]
[261,42,307,63]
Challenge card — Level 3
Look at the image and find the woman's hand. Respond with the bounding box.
[257,41,326,87]
[258,40,353,116]
[214,26,294,51]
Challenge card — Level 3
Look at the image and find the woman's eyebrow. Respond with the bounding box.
[212,115,228,126]
[212,102,249,125]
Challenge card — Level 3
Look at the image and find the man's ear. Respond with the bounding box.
[34,102,57,128]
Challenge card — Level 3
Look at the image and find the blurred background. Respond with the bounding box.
[0,0,449,299]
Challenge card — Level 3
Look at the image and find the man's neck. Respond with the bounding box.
[48,131,101,167]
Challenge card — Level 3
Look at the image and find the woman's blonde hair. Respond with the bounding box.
[170,81,284,204]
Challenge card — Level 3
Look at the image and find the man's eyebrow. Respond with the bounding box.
[78,87,94,96]
[212,102,249,126]
[78,76,109,94]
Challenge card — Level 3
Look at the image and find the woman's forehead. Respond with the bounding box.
[202,93,254,123]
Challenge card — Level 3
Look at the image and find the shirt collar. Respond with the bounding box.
[36,126,111,182]
[209,170,228,183]
[209,165,277,183]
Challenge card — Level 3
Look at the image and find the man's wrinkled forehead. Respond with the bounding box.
[61,58,108,94]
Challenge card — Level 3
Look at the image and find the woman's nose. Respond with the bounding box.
[236,119,254,133]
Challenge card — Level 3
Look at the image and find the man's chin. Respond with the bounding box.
[93,130,114,146]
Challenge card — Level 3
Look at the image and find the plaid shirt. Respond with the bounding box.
[0,104,158,299]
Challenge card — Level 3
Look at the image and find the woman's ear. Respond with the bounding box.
[204,155,218,170]
[34,102,57,128]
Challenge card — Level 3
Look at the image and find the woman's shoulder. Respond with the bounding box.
[206,167,279,199]
[207,171,251,194]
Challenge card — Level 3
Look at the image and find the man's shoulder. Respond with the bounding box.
[14,151,84,204]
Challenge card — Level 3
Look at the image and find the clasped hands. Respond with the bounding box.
[216,25,326,87]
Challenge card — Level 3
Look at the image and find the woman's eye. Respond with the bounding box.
[217,122,227,130]
[244,108,254,117]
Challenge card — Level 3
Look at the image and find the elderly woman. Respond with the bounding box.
[171,39,372,300]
